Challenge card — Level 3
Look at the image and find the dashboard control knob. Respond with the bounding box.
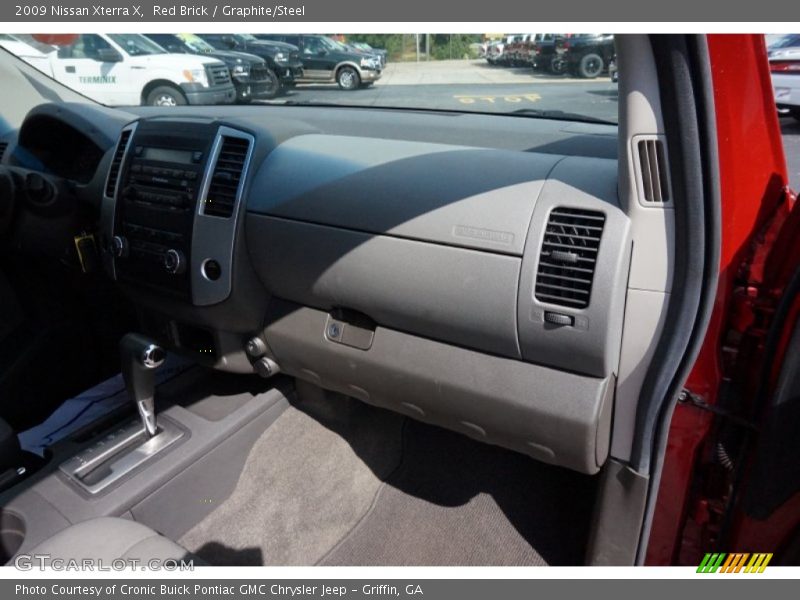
[111,235,129,258]
[245,336,268,358]
[163,249,186,275]
[254,357,280,379]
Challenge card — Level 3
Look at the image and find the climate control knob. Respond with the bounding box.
[163,249,186,275]
[111,235,129,258]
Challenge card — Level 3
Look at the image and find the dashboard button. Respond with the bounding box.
[202,259,222,281]
[544,312,574,327]
[111,235,129,258]
[164,249,186,275]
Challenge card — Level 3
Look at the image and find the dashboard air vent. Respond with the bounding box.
[105,129,132,198]
[203,136,250,218]
[0,142,7,162]
[636,138,670,204]
[535,207,605,309]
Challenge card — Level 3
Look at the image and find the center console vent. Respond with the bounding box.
[535,207,605,309]
[202,136,250,218]
[105,128,132,198]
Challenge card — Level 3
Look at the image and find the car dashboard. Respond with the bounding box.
[5,102,630,476]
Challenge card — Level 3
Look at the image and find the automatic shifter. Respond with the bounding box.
[59,334,183,494]
[120,333,166,437]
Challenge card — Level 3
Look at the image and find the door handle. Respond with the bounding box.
[65,66,75,73]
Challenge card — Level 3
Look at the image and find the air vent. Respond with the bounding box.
[636,137,670,204]
[203,136,250,218]
[105,129,132,198]
[0,142,7,162]
[535,208,606,309]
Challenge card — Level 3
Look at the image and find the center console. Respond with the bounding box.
[102,118,255,307]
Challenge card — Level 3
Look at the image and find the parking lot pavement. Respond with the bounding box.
[275,80,618,121]
[378,59,610,86]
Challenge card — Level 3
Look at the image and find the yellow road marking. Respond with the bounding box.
[453,93,542,105]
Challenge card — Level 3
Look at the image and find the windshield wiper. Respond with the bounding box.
[508,108,615,125]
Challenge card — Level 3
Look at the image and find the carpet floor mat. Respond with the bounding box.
[320,419,595,566]
[180,384,596,566]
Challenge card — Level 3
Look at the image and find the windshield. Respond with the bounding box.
[176,33,216,54]
[108,34,165,56]
[3,32,620,124]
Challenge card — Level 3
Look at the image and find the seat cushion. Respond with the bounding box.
[20,517,199,564]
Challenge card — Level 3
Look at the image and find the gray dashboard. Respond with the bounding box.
[13,102,630,475]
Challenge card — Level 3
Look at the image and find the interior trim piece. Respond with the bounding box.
[261,300,614,474]
[633,34,722,564]
[59,417,185,496]
[101,121,137,281]
[191,126,255,306]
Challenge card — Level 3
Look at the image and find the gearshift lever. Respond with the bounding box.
[120,333,166,438]
[60,333,182,494]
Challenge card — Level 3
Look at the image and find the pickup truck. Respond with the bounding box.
[256,34,382,90]
[0,33,236,107]
[556,33,616,79]
[144,33,280,102]
[195,33,303,93]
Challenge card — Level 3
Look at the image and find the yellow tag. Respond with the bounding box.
[73,233,97,274]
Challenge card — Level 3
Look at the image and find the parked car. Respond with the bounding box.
[557,33,616,79]
[485,40,504,65]
[767,33,800,59]
[506,34,535,66]
[0,33,235,106]
[529,34,564,73]
[348,41,387,68]
[485,34,520,66]
[770,47,800,120]
[195,33,303,92]
[255,34,382,90]
[144,34,281,102]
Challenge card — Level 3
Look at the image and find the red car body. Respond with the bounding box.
[647,34,800,565]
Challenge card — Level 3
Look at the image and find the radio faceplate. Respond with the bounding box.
[105,119,254,306]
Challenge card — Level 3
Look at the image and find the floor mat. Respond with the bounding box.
[179,386,405,565]
[320,420,595,566]
[180,385,595,566]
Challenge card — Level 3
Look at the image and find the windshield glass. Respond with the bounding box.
[176,33,216,54]
[108,34,165,56]
[3,32,620,124]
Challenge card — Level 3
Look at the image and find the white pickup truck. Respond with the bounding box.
[0,33,236,107]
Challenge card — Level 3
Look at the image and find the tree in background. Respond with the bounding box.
[430,34,483,60]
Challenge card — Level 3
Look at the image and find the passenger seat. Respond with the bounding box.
[13,517,201,565]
